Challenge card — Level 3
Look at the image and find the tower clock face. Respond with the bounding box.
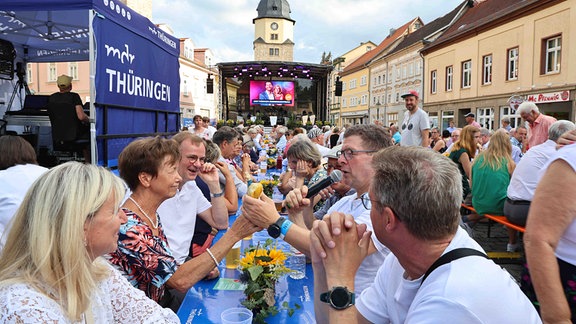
[271,22,278,30]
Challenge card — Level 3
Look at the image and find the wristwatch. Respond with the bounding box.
[320,286,355,310]
[267,216,286,238]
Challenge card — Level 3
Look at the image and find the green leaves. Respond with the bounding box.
[247,265,264,281]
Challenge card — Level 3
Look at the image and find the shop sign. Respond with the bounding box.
[526,90,570,104]
[508,95,524,113]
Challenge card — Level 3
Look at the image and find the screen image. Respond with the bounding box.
[250,80,295,107]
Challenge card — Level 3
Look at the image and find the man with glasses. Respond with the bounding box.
[213,126,248,198]
[159,132,230,265]
[444,128,461,154]
[310,146,540,323]
[242,124,392,293]
[399,90,430,147]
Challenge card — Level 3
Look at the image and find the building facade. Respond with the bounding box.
[338,19,420,126]
[422,0,573,131]
[328,41,377,126]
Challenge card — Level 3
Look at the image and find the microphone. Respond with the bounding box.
[305,170,343,198]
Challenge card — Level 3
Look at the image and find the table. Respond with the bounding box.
[177,220,316,323]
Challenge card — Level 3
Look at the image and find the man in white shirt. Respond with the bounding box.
[505,120,575,227]
[310,146,540,324]
[399,90,430,147]
[159,133,229,265]
[242,124,392,293]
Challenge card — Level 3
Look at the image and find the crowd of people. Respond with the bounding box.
[1,90,575,323]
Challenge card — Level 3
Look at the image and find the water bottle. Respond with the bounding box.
[287,246,306,279]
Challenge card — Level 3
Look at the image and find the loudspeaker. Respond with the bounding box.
[206,79,213,94]
[335,80,342,96]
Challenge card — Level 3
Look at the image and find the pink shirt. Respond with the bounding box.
[470,121,481,128]
[528,113,557,149]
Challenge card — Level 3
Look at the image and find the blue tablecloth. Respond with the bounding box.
[176,217,316,323]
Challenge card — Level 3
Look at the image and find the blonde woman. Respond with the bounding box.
[0,162,178,323]
[471,130,516,249]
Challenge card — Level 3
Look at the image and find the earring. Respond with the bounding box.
[83,237,88,247]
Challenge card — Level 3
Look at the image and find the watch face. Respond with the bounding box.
[267,224,281,238]
[271,22,278,30]
[330,287,351,309]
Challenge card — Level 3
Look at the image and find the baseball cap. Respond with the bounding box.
[307,128,323,140]
[325,144,342,159]
[464,112,475,118]
[57,75,72,88]
[400,90,419,99]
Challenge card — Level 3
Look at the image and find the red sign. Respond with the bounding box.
[526,91,570,104]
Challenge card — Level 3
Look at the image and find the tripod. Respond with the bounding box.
[7,64,31,112]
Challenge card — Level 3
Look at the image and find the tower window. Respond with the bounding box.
[269,48,279,56]
[271,34,278,40]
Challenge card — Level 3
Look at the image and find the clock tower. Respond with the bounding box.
[253,0,295,61]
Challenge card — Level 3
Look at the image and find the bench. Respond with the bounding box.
[461,204,525,233]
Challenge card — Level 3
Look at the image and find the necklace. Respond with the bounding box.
[128,196,159,229]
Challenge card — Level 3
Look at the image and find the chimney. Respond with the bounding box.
[389,28,396,36]
[467,0,475,8]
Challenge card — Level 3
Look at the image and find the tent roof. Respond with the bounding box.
[0,0,179,62]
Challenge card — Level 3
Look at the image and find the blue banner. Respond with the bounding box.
[93,17,179,112]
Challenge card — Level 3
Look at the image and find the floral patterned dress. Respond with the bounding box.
[108,208,178,303]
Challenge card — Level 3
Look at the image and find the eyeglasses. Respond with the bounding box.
[323,163,338,171]
[451,134,460,138]
[402,123,413,131]
[336,148,377,161]
[359,193,403,222]
[186,155,206,164]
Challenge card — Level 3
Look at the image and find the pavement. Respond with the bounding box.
[466,219,524,282]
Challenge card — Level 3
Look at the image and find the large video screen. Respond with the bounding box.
[250,80,295,107]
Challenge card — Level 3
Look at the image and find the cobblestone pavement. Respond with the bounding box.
[466,219,524,282]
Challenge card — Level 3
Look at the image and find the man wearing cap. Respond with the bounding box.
[49,75,89,124]
[48,75,90,162]
[464,112,481,128]
[399,90,430,147]
[308,128,331,157]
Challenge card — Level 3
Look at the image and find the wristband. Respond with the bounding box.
[210,191,224,198]
[205,248,219,268]
[280,219,293,238]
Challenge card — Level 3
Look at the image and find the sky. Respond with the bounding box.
[152,0,465,65]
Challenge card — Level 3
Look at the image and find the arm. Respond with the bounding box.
[75,105,89,122]
[167,215,259,292]
[459,152,472,183]
[241,193,314,256]
[525,159,576,324]
[311,213,371,323]
[421,129,430,148]
[432,139,445,152]
[278,170,296,195]
[215,161,239,215]
[197,163,229,229]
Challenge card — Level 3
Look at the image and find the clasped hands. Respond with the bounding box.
[310,212,372,279]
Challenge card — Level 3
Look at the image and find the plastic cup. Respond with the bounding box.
[221,307,253,324]
[287,247,306,279]
[225,241,241,269]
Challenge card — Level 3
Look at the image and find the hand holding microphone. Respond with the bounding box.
[305,170,342,198]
